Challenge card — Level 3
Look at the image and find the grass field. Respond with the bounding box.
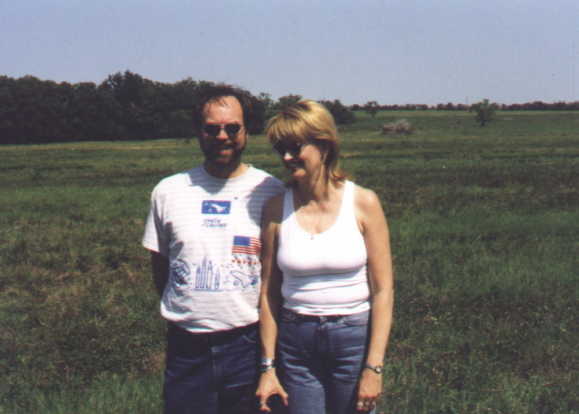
[1,110,578,413]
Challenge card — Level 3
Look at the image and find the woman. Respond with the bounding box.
[256,100,394,414]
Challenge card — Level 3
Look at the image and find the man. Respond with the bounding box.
[142,84,284,414]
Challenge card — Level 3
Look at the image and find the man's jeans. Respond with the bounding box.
[278,309,375,414]
[164,322,260,414]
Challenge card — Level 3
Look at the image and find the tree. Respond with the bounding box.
[257,92,276,120]
[320,99,356,124]
[275,94,302,110]
[363,101,380,118]
[470,99,498,127]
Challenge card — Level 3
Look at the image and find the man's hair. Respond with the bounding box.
[266,99,347,184]
[192,83,259,136]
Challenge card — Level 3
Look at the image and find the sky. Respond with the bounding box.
[2,0,579,105]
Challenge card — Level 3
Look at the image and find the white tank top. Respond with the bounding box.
[277,181,370,315]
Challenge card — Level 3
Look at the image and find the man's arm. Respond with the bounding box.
[150,251,169,298]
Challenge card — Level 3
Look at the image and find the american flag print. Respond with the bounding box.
[232,235,261,256]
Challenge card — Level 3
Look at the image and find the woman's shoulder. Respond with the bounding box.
[349,181,379,207]
[348,181,388,237]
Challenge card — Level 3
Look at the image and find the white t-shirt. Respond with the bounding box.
[142,165,284,332]
[277,181,370,315]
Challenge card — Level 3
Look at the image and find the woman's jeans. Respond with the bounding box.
[278,308,374,414]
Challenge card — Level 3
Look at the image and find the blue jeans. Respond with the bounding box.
[278,309,374,414]
[164,322,260,414]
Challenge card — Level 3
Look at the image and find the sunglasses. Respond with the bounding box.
[273,140,305,158]
[203,123,242,138]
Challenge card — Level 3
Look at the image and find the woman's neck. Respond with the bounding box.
[295,177,336,206]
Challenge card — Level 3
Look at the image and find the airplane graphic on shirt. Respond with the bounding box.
[201,200,231,215]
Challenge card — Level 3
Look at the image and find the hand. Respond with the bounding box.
[356,368,382,412]
[256,370,289,412]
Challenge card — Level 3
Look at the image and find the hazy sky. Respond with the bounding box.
[2,0,578,105]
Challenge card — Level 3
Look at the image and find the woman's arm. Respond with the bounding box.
[256,195,288,412]
[355,186,395,411]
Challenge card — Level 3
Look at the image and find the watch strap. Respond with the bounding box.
[364,363,383,374]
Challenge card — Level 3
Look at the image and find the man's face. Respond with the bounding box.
[199,96,247,171]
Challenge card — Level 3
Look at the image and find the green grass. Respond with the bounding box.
[0,375,162,414]
[1,110,578,413]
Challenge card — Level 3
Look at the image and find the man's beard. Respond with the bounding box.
[201,141,245,166]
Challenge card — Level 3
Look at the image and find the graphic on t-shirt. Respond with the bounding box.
[194,257,222,290]
[202,218,227,228]
[192,257,257,292]
[232,236,261,255]
[230,270,259,289]
[170,259,191,286]
[230,235,261,290]
[202,200,231,214]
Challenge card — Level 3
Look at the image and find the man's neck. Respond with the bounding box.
[203,161,249,179]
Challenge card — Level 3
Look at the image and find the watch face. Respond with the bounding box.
[366,364,383,374]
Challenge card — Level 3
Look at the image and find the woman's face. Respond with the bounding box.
[274,138,325,182]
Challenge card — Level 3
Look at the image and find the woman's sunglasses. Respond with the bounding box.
[273,140,305,158]
[203,123,242,138]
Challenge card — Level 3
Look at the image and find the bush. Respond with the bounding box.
[470,99,498,127]
[381,119,414,135]
[320,99,356,124]
[363,101,380,118]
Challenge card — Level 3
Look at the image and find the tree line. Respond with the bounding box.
[1,71,577,145]
[354,100,579,114]
[0,72,354,145]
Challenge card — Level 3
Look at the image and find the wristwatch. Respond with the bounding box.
[364,363,384,374]
[260,357,275,373]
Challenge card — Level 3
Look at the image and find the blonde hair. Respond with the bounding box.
[266,100,347,183]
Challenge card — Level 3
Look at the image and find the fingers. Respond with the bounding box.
[280,388,289,406]
[257,388,289,412]
[356,399,377,412]
[259,400,271,413]
[357,374,382,411]
[257,393,270,412]
[256,388,272,412]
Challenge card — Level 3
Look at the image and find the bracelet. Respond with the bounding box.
[260,357,275,373]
